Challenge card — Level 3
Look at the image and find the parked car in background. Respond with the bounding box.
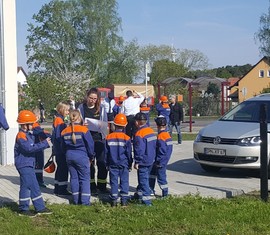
[193,94,270,173]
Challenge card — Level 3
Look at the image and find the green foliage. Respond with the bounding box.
[261,85,270,94]
[255,4,270,56]
[187,64,252,79]
[25,0,139,98]
[176,48,209,71]
[1,196,270,234]
[193,83,221,116]
[19,73,64,117]
[150,59,187,87]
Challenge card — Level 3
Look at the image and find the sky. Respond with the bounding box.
[16,0,269,72]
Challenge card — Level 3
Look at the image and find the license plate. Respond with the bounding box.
[204,148,226,156]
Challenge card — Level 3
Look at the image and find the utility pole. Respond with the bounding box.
[145,61,151,101]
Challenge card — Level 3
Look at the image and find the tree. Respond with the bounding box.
[19,72,64,117]
[105,40,141,85]
[255,4,270,56]
[150,59,187,88]
[26,0,123,92]
[176,49,209,71]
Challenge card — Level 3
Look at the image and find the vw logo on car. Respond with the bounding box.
[213,136,221,145]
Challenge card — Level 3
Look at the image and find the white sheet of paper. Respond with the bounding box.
[85,118,108,136]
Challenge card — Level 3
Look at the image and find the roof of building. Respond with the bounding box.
[17,66,28,78]
[192,76,226,90]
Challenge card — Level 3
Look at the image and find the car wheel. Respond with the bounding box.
[200,164,221,172]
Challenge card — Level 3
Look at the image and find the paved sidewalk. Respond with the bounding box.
[0,141,260,206]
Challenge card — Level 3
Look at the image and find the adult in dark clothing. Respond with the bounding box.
[38,100,46,123]
[169,95,183,144]
[78,88,108,194]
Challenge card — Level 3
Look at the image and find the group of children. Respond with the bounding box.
[14,101,173,216]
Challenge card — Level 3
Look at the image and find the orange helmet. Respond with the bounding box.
[44,155,56,173]
[17,110,37,124]
[119,96,125,102]
[113,113,127,127]
[160,95,168,102]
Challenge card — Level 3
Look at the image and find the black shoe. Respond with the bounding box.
[111,201,117,207]
[91,188,98,195]
[121,201,128,207]
[133,192,140,200]
[39,182,47,188]
[98,188,110,194]
[37,208,53,215]
[18,210,37,217]
[57,190,72,196]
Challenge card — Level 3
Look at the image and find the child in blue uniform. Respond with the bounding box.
[149,115,173,197]
[61,110,95,205]
[14,110,52,217]
[133,112,156,206]
[32,108,51,187]
[105,113,133,207]
[52,102,71,195]
[155,96,170,130]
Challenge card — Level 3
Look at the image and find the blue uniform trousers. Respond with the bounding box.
[149,165,168,197]
[67,155,91,205]
[109,166,129,203]
[169,123,182,144]
[35,151,44,184]
[54,153,69,194]
[18,167,45,212]
[137,165,152,205]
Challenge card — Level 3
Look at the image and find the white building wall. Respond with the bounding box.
[2,0,18,165]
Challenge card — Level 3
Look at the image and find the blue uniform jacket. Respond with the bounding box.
[156,130,173,167]
[33,122,52,142]
[140,106,151,126]
[52,114,67,155]
[105,130,133,168]
[0,105,9,130]
[133,125,156,166]
[61,124,95,160]
[14,129,50,170]
[32,122,52,158]
[156,103,170,124]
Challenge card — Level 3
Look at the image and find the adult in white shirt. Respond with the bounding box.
[102,92,116,133]
[122,90,145,138]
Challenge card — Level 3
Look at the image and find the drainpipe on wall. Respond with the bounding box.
[0,0,7,165]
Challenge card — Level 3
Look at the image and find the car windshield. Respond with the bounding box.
[220,101,270,122]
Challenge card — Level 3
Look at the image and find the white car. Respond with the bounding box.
[193,94,270,173]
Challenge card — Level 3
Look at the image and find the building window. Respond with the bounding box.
[267,70,270,77]
[259,70,264,78]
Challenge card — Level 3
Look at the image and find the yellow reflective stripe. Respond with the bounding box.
[97,179,107,184]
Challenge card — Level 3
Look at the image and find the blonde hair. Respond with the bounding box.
[56,102,70,116]
[69,110,82,145]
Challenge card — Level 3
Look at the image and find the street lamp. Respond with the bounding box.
[145,61,151,101]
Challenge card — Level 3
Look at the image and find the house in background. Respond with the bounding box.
[17,66,28,102]
[17,66,27,86]
[229,56,270,104]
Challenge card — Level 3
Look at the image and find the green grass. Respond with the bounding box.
[172,133,197,141]
[1,195,270,234]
